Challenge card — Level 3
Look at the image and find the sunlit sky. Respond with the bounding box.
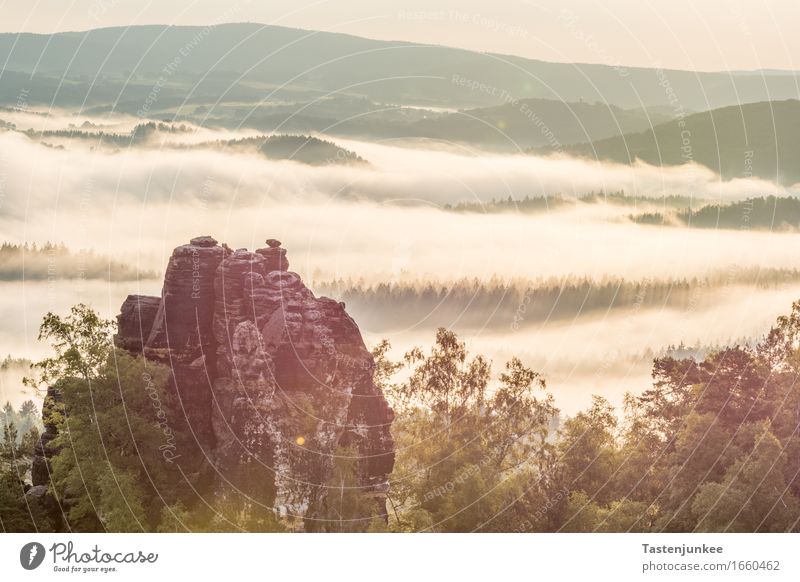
[1,0,797,72]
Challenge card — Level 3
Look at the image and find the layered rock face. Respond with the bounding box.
[114,236,394,528]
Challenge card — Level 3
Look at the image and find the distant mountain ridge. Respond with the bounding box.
[1,23,799,113]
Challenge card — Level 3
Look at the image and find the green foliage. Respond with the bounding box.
[562,491,651,532]
[0,469,53,532]
[156,502,191,533]
[382,329,556,532]
[1,422,19,459]
[0,415,49,532]
[4,297,800,533]
[203,494,284,533]
[314,446,384,533]
[398,328,491,420]
[0,399,41,444]
[380,303,800,532]
[18,425,39,456]
[9,304,203,532]
[46,350,176,531]
[555,396,619,506]
[691,426,800,532]
[24,303,114,388]
[610,301,800,532]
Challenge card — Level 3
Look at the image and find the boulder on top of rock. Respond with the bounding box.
[256,237,289,272]
[190,235,219,247]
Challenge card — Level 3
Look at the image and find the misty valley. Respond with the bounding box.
[2,22,800,536]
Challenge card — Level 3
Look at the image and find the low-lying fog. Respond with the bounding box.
[361,283,800,414]
[1,111,799,414]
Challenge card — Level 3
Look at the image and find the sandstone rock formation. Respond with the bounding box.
[113,237,394,529]
[29,385,65,528]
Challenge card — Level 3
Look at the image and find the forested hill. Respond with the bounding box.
[1,24,800,111]
[630,196,800,231]
[553,100,800,185]
[403,99,673,149]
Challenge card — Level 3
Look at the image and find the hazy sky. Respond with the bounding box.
[0,0,797,72]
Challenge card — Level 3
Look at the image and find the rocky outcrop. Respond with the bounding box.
[31,386,62,488]
[114,237,394,529]
[114,295,161,353]
[29,385,64,529]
